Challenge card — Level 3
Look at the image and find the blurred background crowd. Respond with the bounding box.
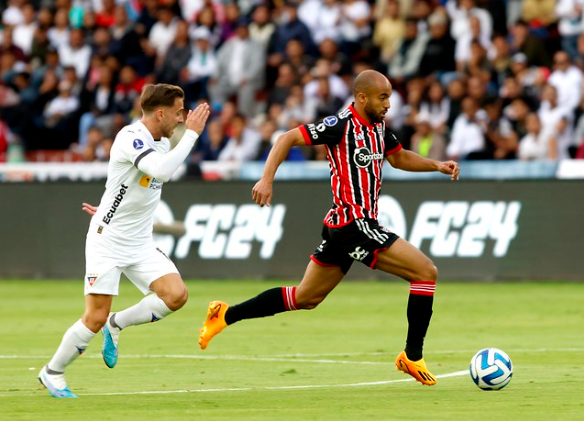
[2,0,584,166]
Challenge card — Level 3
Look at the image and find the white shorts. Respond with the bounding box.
[84,234,179,296]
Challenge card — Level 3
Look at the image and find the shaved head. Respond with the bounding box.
[353,70,391,96]
[352,70,392,123]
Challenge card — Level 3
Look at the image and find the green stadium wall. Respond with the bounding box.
[1,180,582,281]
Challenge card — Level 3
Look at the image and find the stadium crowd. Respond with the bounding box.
[2,0,584,165]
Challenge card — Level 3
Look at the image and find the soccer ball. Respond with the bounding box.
[469,348,513,390]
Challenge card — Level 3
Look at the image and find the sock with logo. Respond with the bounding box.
[225,287,298,325]
[47,319,96,373]
[404,281,436,361]
[114,293,173,329]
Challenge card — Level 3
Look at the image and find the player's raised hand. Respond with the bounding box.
[438,160,460,181]
[252,179,273,207]
[82,202,97,216]
[185,103,210,135]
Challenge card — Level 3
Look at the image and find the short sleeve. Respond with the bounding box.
[115,130,155,167]
[384,129,402,156]
[299,115,347,146]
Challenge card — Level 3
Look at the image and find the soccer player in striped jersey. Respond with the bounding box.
[38,85,210,398]
[199,70,460,386]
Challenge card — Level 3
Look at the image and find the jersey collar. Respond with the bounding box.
[349,103,374,128]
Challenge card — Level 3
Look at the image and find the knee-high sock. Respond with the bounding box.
[48,319,96,373]
[405,281,436,361]
[225,287,298,325]
[113,294,173,329]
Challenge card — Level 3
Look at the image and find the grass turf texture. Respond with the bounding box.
[0,279,583,421]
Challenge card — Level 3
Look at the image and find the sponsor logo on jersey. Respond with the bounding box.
[133,139,144,150]
[140,175,163,190]
[97,225,103,234]
[102,183,129,225]
[377,195,522,258]
[353,147,384,168]
[323,116,338,126]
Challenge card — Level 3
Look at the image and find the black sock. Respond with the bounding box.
[225,287,290,325]
[405,294,434,361]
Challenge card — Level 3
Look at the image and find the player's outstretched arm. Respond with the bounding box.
[252,128,306,207]
[387,149,460,181]
[137,103,210,182]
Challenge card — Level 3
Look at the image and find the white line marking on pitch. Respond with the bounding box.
[0,370,469,398]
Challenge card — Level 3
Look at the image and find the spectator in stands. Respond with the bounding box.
[410,112,447,161]
[373,0,405,64]
[59,28,92,79]
[210,18,266,117]
[149,6,178,60]
[96,0,117,28]
[0,26,26,64]
[483,97,518,159]
[455,15,491,72]
[182,27,217,105]
[268,63,298,108]
[340,0,372,57]
[81,125,112,162]
[48,8,70,51]
[505,96,532,139]
[2,0,26,27]
[447,96,487,159]
[317,37,352,78]
[42,79,80,148]
[419,11,456,80]
[522,0,557,28]
[110,5,153,76]
[510,20,551,68]
[303,58,349,105]
[446,77,466,129]
[12,2,37,57]
[156,20,191,86]
[305,75,345,121]
[283,38,315,84]
[113,65,145,119]
[249,4,276,51]
[267,1,315,86]
[192,118,228,162]
[78,65,115,149]
[548,51,583,113]
[30,27,52,68]
[518,112,557,160]
[447,0,493,44]
[538,84,573,159]
[388,18,429,85]
[217,113,262,162]
[419,80,449,135]
[556,0,584,60]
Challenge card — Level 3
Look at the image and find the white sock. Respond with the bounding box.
[114,294,173,329]
[48,319,96,373]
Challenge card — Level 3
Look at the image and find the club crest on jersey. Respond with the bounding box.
[323,116,338,126]
[87,275,98,286]
[133,139,144,150]
[354,147,384,168]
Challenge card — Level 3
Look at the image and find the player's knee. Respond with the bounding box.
[82,311,108,333]
[418,261,438,282]
[165,285,188,311]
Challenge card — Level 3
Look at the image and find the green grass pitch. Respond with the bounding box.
[1,279,583,421]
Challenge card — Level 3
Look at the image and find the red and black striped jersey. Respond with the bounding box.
[299,104,402,227]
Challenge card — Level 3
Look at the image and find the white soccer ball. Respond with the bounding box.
[469,348,513,390]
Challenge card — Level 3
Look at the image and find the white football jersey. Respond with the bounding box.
[89,121,171,246]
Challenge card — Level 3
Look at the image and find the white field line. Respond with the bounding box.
[0,370,469,398]
[1,347,582,362]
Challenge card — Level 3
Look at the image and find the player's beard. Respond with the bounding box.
[364,103,385,123]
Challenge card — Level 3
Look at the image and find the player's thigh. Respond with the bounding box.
[375,238,438,281]
[295,261,345,309]
[124,247,180,295]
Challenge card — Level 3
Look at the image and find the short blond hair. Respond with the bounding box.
[141,84,184,113]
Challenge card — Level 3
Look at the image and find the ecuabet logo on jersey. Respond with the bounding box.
[133,139,144,150]
[353,147,384,168]
[323,116,338,126]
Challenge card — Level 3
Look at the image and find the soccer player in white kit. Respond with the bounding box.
[38,84,210,398]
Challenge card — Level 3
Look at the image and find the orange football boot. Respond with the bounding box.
[199,301,229,350]
[395,350,437,386]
